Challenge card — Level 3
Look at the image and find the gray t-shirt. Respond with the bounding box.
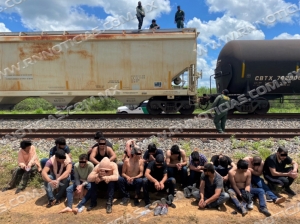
[200,172,223,198]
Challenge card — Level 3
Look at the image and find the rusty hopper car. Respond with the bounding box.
[0,29,200,115]
[199,39,300,114]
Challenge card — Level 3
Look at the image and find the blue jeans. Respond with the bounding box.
[44,173,70,202]
[66,182,92,208]
[167,166,188,188]
[118,177,143,198]
[188,170,202,187]
[228,187,267,211]
[90,181,115,207]
[192,191,230,208]
[252,175,277,201]
[142,177,176,205]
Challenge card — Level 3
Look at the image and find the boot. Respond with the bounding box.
[106,200,112,214]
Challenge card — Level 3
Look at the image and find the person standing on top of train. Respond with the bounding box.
[150,19,160,29]
[211,89,230,133]
[175,6,185,28]
[136,1,145,30]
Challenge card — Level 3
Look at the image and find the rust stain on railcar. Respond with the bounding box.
[18,43,61,61]
[67,50,93,59]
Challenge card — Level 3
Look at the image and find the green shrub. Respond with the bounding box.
[14,98,54,111]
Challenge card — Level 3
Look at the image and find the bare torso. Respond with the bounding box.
[232,170,248,189]
[125,158,141,177]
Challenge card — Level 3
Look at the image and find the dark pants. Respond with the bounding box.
[90,181,115,207]
[7,166,38,190]
[44,173,70,202]
[213,112,227,133]
[118,177,143,198]
[142,177,176,205]
[228,187,267,211]
[264,167,296,189]
[176,20,184,28]
[137,16,143,29]
[252,175,278,201]
[167,166,188,188]
[188,170,202,187]
[66,182,92,208]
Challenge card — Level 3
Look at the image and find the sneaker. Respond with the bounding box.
[274,197,286,204]
[166,202,176,208]
[46,199,55,208]
[78,206,85,213]
[154,204,163,216]
[284,187,296,196]
[247,201,253,210]
[120,197,130,206]
[160,204,168,215]
[87,205,97,211]
[259,208,271,217]
[183,187,191,198]
[15,188,22,194]
[106,204,112,214]
[2,187,11,192]
[241,206,248,216]
[134,198,140,206]
[265,194,272,202]
[145,200,151,208]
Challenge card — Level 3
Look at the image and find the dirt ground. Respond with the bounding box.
[0,185,299,224]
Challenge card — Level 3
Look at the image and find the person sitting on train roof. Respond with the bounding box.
[187,150,207,188]
[42,149,72,207]
[150,19,160,29]
[87,157,119,213]
[192,163,230,210]
[228,159,271,217]
[143,143,164,173]
[118,146,144,206]
[89,137,117,166]
[2,139,41,194]
[243,155,286,204]
[59,154,94,214]
[40,137,71,169]
[166,145,188,188]
[143,154,176,207]
[262,146,298,196]
[210,89,230,133]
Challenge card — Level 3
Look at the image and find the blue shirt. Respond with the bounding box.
[49,145,70,158]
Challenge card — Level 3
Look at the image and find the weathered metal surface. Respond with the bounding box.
[0,29,198,106]
[215,40,300,94]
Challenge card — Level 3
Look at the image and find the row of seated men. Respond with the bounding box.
[1,132,298,217]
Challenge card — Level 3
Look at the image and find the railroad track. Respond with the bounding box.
[1,128,300,140]
[0,113,300,120]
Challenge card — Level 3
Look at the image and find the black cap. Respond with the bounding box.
[156,154,164,163]
[223,89,229,95]
[152,19,156,23]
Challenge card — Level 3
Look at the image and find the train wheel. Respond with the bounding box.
[253,97,270,115]
[179,104,195,115]
[147,101,162,115]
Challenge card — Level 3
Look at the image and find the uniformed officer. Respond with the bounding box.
[150,19,160,29]
[136,1,145,30]
[174,6,185,28]
[211,89,230,133]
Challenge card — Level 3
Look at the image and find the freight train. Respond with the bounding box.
[199,39,300,114]
[0,28,201,115]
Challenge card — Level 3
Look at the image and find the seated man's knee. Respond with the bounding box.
[143,178,148,185]
[170,177,176,184]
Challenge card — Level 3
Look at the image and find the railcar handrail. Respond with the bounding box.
[0,28,197,36]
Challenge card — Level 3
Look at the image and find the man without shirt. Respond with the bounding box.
[191,163,230,210]
[243,156,285,204]
[166,145,188,188]
[228,159,271,217]
[263,146,298,196]
[118,146,144,206]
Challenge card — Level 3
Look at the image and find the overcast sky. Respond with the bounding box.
[0,0,299,88]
